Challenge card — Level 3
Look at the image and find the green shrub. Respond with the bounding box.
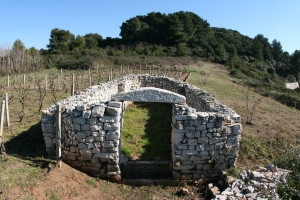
[275,145,300,200]
[56,56,94,70]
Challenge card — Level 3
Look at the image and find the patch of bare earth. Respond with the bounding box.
[3,163,206,200]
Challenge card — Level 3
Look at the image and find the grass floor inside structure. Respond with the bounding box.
[121,102,172,161]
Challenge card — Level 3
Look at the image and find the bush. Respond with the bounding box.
[56,56,94,70]
[275,145,300,200]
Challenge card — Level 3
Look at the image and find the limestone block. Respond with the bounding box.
[94,142,101,148]
[43,132,54,137]
[213,132,221,137]
[44,136,53,148]
[92,105,105,117]
[208,115,216,123]
[227,136,239,148]
[203,164,212,170]
[96,153,118,161]
[75,132,86,140]
[78,143,87,149]
[41,114,54,124]
[182,150,198,156]
[175,115,188,120]
[99,116,118,123]
[196,145,205,151]
[103,141,115,148]
[107,164,120,172]
[42,123,55,133]
[102,147,118,153]
[106,131,120,141]
[111,87,186,103]
[90,124,102,131]
[105,107,121,116]
[185,132,199,138]
[88,118,97,124]
[176,121,184,129]
[172,171,181,179]
[181,174,193,180]
[104,123,119,131]
[187,139,197,145]
[207,123,214,128]
[205,144,215,151]
[78,149,92,160]
[73,117,86,124]
[91,158,99,163]
[81,124,90,131]
[95,136,104,142]
[199,151,209,156]
[82,110,91,118]
[209,138,219,144]
[76,105,86,112]
[85,136,95,143]
[198,137,208,144]
[69,146,78,153]
[73,110,82,117]
[173,165,194,170]
[230,124,242,136]
[92,148,100,154]
[91,131,99,137]
[67,153,79,161]
[175,145,188,150]
[197,125,207,131]
[108,101,122,108]
[73,123,81,131]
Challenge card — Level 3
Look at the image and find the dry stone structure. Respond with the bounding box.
[41,74,242,181]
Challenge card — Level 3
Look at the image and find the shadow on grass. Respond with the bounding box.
[4,122,52,168]
[123,102,172,161]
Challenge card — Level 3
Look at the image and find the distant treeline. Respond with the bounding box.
[40,11,299,81]
[1,11,299,109]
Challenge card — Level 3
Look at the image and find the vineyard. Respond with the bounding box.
[0,65,185,156]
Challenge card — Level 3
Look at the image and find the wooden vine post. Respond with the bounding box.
[45,74,48,90]
[0,100,5,137]
[56,104,62,168]
[7,75,10,88]
[71,74,75,96]
[0,100,6,159]
[5,93,10,127]
[88,68,92,86]
[23,74,26,87]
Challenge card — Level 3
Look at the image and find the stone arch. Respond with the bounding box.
[111,87,186,103]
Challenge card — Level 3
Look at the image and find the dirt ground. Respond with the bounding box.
[1,162,209,200]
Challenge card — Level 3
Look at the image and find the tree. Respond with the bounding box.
[252,38,264,61]
[72,35,86,50]
[271,39,284,61]
[290,50,300,75]
[12,39,26,53]
[47,28,75,54]
[84,33,103,49]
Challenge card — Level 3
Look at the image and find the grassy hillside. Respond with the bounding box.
[0,58,299,199]
[187,61,300,169]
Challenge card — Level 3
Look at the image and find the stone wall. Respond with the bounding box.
[172,104,241,181]
[41,74,241,181]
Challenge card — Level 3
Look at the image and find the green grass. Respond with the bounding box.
[86,179,97,186]
[46,190,60,200]
[121,102,172,160]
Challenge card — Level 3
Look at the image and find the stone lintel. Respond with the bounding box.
[111,87,186,103]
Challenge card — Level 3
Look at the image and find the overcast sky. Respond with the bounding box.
[0,0,299,54]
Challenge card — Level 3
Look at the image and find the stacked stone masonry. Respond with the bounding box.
[41,74,241,180]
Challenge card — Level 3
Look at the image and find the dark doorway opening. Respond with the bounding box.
[121,102,172,179]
